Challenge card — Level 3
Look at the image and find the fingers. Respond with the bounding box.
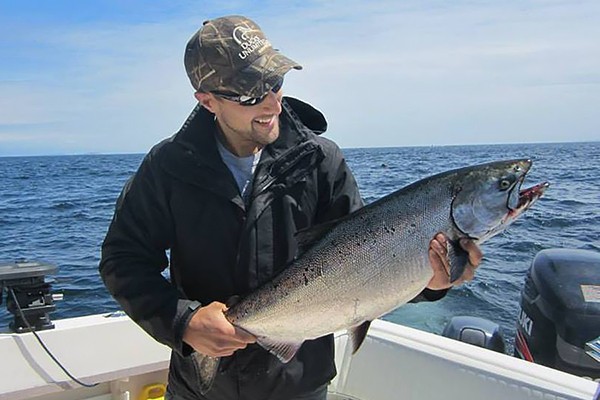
[183,301,256,357]
[427,234,452,290]
[456,238,482,284]
[430,234,450,277]
[426,233,483,290]
[461,264,476,282]
[459,238,483,267]
[427,248,452,290]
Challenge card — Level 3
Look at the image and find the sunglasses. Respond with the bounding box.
[212,79,284,106]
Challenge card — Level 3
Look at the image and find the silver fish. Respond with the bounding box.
[196,159,549,392]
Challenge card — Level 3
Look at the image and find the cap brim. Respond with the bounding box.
[229,49,302,97]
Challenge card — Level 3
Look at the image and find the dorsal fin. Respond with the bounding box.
[296,218,343,256]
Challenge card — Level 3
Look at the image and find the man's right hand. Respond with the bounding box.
[183,301,256,357]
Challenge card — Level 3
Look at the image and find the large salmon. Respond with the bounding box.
[197,159,549,392]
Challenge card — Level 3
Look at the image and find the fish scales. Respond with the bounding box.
[205,159,548,368]
[229,172,463,341]
[195,159,549,394]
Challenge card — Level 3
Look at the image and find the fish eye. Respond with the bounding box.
[499,178,513,191]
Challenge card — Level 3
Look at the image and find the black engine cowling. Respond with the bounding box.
[514,248,600,380]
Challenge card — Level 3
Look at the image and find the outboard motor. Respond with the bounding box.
[442,315,506,353]
[515,249,600,380]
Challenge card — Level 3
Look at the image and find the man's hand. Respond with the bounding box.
[427,233,483,290]
[183,301,256,357]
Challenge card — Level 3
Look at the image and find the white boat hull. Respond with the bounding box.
[0,314,597,400]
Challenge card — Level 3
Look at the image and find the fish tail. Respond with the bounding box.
[192,352,220,394]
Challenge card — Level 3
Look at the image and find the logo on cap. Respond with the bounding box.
[232,26,270,60]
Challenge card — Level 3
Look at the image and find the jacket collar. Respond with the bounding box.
[159,97,327,204]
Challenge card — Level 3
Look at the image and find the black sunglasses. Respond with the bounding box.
[212,79,284,106]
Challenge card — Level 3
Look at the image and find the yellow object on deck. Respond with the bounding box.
[138,383,166,400]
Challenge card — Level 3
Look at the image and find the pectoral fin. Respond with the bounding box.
[348,320,371,354]
[257,337,304,363]
[447,239,469,283]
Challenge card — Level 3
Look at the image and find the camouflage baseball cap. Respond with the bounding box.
[184,15,302,97]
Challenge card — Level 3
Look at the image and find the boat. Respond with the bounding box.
[1,249,599,400]
[0,314,598,400]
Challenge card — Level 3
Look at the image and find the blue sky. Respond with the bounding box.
[1,1,598,156]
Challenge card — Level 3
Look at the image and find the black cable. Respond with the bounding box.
[8,287,98,388]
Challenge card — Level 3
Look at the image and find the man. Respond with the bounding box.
[99,15,482,400]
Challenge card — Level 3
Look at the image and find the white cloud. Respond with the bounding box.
[0,0,598,155]
[267,1,600,147]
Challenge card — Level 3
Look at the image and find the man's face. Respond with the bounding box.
[196,87,284,157]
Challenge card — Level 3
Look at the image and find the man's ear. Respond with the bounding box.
[195,92,217,113]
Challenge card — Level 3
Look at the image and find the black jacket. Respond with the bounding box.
[100,97,364,399]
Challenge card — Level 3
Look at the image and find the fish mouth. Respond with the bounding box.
[508,181,550,219]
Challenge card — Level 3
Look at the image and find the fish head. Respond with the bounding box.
[451,159,549,242]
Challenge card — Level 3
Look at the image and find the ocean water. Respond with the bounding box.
[1,142,599,353]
